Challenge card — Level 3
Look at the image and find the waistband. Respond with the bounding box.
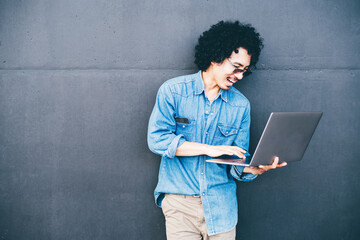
[166,193,201,198]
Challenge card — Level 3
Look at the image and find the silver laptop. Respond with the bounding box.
[206,112,323,167]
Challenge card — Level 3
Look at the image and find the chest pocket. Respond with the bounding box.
[212,123,239,146]
[175,119,196,142]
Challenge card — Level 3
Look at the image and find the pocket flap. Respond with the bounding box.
[217,124,238,137]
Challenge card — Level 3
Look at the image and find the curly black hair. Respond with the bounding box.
[194,21,264,71]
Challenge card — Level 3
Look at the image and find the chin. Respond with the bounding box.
[221,85,231,90]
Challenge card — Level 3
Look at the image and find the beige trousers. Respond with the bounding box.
[161,194,236,240]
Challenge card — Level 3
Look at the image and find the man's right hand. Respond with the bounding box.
[205,145,247,159]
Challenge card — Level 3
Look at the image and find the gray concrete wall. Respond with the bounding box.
[0,0,359,239]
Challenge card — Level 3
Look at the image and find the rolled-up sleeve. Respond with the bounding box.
[231,101,258,181]
[147,83,185,158]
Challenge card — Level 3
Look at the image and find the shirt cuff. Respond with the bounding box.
[163,134,185,159]
[230,165,258,182]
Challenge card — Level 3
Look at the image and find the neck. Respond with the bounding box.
[202,68,220,94]
[201,68,220,103]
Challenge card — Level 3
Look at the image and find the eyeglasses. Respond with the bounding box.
[227,59,253,77]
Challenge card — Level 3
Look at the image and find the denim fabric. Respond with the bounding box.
[147,71,257,235]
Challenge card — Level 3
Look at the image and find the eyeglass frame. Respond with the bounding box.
[227,58,254,77]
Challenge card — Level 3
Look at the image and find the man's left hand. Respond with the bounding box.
[243,157,287,175]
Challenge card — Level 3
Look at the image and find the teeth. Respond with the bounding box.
[227,77,236,83]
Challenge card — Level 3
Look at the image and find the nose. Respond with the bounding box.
[234,72,244,80]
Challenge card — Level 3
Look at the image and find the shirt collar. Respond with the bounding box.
[219,89,228,102]
[194,70,229,103]
[194,71,205,95]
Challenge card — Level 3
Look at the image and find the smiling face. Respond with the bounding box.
[209,47,252,90]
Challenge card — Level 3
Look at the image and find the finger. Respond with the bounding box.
[231,151,246,159]
[258,165,270,171]
[225,148,246,159]
[275,161,287,168]
[272,157,279,168]
[278,162,287,167]
[224,146,247,154]
[233,147,246,153]
[233,149,246,159]
[259,166,271,171]
[234,147,248,158]
[223,149,245,159]
[259,164,274,171]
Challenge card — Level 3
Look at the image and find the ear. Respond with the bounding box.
[210,61,223,67]
[205,62,217,72]
[207,61,216,69]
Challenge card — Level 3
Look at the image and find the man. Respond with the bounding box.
[147,21,287,239]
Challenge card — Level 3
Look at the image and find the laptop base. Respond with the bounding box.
[206,158,250,166]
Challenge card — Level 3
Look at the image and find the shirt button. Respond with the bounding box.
[210,113,214,115]
[202,193,205,196]
[226,131,229,134]
[205,111,209,114]
[205,132,208,135]
[201,172,204,175]
[182,125,185,128]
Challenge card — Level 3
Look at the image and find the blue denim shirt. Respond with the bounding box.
[147,71,257,235]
